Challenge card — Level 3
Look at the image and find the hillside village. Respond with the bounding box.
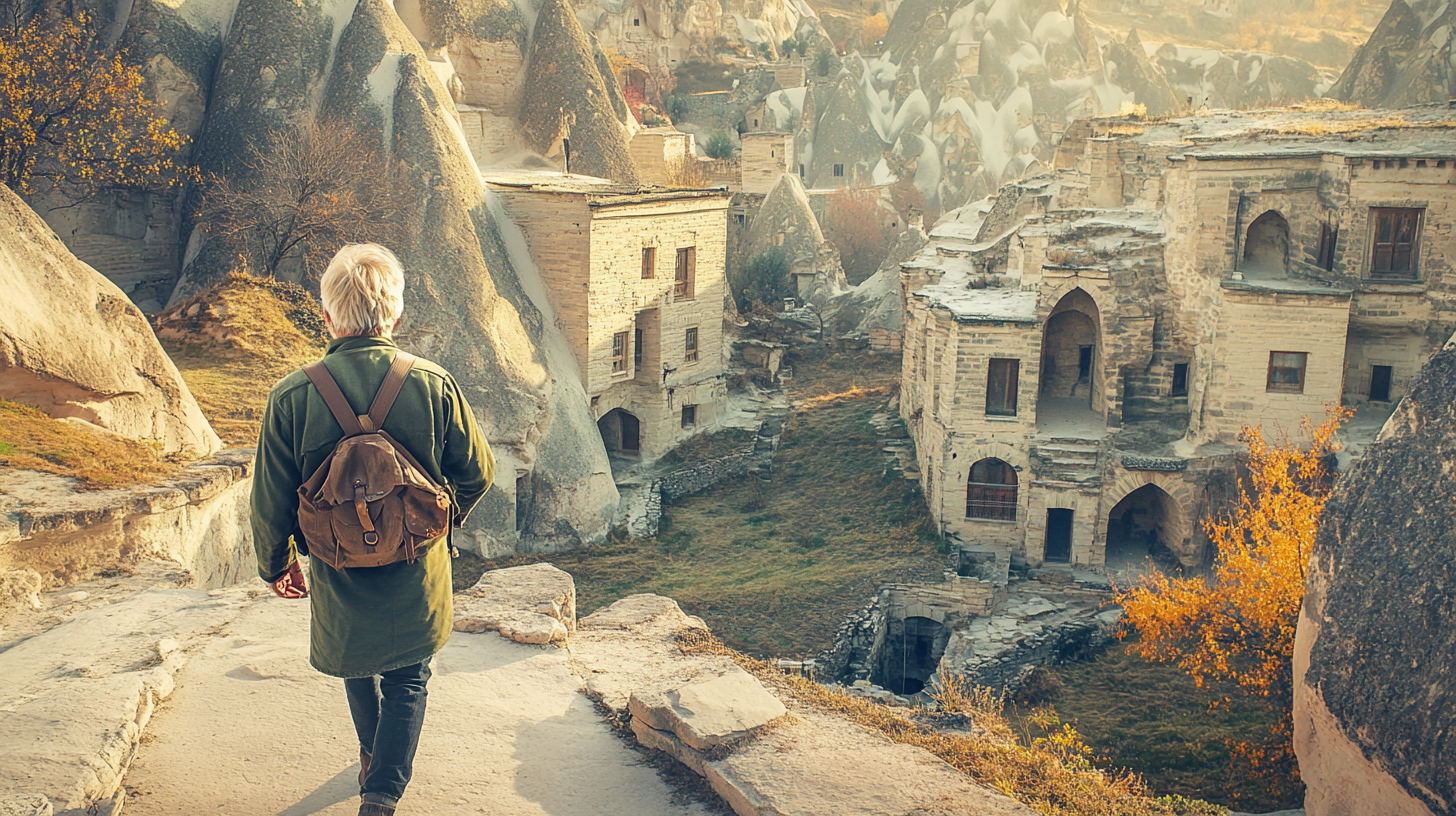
[1,0,1454,812]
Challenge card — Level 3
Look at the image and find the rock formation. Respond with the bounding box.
[1293,330,1456,816]
[520,0,641,182]
[0,185,220,458]
[1326,0,1456,108]
[737,173,826,297]
[150,0,618,552]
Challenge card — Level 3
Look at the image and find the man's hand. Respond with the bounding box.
[271,560,309,599]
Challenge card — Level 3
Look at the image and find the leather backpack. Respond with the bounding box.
[295,352,452,569]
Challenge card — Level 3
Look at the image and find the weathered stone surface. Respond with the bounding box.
[0,450,254,605]
[168,0,619,555]
[0,588,251,813]
[1293,331,1456,816]
[1327,0,1455,108]
[629,666,787,750]
[453,563,577,645]
[0,186,220,458]
[0,796,52,816]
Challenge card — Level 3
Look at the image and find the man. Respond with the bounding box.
[251,243,495,816]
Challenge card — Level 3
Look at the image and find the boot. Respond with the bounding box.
[358,801,395,816]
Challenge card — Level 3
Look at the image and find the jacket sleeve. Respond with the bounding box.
[440,373,495,526]
[251,389,302,583]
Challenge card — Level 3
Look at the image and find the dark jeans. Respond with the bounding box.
[344,660,432,807]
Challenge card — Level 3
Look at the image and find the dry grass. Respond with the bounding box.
[1104,124,1146,136]
[677,630,1226,816]
[652,427,757,471]
[1286,98,1365,112]
[0,399,183,489]
[157,273,327,446]
[1036,639,1299,811]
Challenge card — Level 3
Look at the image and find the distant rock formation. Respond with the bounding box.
[520,0,641,183]
[0,185,220,458]
[737,174,826,294]
[1293,330,1456,816]
[1326,0,1456,108]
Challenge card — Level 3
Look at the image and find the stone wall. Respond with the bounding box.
[630,129,694,186]
[450,37,526,117]
[740,133,793,195]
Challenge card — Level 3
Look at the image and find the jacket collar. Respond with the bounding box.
[326,335,399,355]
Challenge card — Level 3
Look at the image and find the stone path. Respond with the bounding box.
[122,596,711,816]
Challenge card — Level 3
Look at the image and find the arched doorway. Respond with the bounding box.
[873,616,949,695]
[597,408,641,454]
[1105,483,1184,569]
[966,458,1017,521]
[1242,210,1289,275]
[1038,288,1101,430]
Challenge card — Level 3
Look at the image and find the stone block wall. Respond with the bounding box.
[740,133,793,195]
[630,129,693,186]
[39,192,183,311]
[449,37,525,117]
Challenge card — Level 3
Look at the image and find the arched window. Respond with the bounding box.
[967,458,1017,521]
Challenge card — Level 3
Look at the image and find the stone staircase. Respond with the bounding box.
[1029,438,1103,485]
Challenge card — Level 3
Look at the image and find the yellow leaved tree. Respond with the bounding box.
[0,2,192,199]
[1117,407,1350,799]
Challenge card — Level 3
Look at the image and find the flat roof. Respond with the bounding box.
[910,261,1039,324]
[482,170,731,205]
[1090,103,1456,161]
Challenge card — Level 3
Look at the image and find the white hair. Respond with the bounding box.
[319,244,405,337]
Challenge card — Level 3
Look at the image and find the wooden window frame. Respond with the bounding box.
[1367,208,1422,280]
[633,327,644,370]
[674,246,695,301]
[985,358,1020,417]
[611,331,629,375]
[966,458,1018,522]
[1266,351,1308,394]
[684,326,699,363]
[641,246,656,279]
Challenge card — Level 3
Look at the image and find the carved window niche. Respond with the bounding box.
[1266,351,1307,394]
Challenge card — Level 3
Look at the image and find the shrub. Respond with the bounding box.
[665,93,688,121]
[740,246,791,309]
[1012,666,1065,708]
[816,49,831,75]
[704,131,735,159]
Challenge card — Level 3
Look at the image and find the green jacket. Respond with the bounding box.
[251,336,495,678]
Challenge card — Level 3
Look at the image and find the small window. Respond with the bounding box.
[1369,365,1393,402]
[674,247,695,300]
[753,119,758,128]
[1171,363,1188,397]
[770,149,775,158]
[612,331,629,374]
[633,17,640,24]
[734,213,745,227]
[634,327,644,369]
[1417,160,1427,168]
[684,326,699,362]
[967,458,1017,521]
[832,163,844,178]
[681,404,697,428]
[1266,351,1307,393]
[798,163,805,177]
[985,358,1019,416]
[1317,223,1338,272]
[515,474,530,531]
[1368,208,1421,279]
[641,246,656,279]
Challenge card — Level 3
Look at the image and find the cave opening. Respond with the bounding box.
[873,615,950,695]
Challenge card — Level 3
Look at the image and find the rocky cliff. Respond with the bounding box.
[86,0,618,553]
[1326,0,1455,108]
[1293,331,1456,816]
[0,185,220,458]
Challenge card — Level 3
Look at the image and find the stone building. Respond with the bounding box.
[900,104,1456,572]
[487,173,731,460]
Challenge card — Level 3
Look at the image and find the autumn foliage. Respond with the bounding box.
[1117,407,1350,800]
[822,185,893,284]
[0,3,191,198]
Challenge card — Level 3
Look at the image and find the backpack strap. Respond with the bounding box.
[366,351,416,432]
[303,361,366,437]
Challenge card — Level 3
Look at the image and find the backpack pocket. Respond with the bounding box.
[330,493,407,567]
[402,488,450,540]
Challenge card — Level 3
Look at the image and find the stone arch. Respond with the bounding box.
[1243,210,1290,274]
[597,408,641,453]
[1038,286,1104,419]
[951,441,1029,522]
[966,457,1017,521]
[1098,470,1197,565]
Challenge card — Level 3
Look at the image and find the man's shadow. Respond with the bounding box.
[275,764,360,816]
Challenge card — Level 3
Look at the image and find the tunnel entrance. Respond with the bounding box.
[873,616,950,695]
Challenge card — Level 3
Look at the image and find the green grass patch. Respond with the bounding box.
[464,346,944,658]
[1028,639,1301,811]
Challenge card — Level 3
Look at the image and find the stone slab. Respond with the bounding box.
[453,563,576,645]
[629,667,786,751]
[0,795,53,816]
